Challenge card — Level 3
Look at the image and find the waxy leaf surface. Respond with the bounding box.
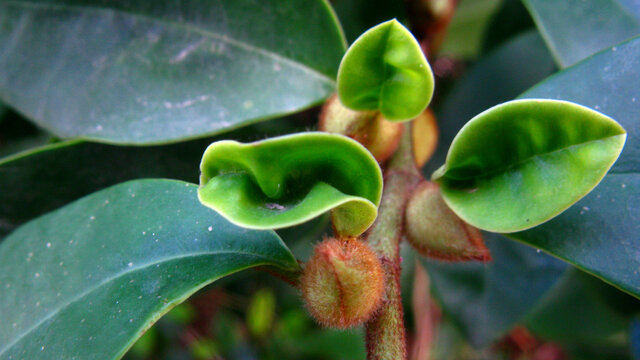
[337,19,434,121]
[199,133,382,236]
[0,0,345,143]
[425,32,640,347]
[0,179,298,359]
[433,99,626,233]
[512,35,640,298]
[524,0,640,67]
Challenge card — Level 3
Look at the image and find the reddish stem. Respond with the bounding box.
[365,129,423,360]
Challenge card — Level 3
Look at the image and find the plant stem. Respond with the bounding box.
[365,128,422,360]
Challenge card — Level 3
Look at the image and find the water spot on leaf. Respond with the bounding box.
[265,203,285,210]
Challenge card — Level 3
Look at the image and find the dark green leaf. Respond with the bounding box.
[0,0,346,144]
[0,179,297,359]
[0,139,206,237]
[523,0,640,67]
[424,233,567,346]
[198,133,382,236]
[512,35,640,298]
[433,99,626,233]
[524,269,632,345]
[337,19,434,121]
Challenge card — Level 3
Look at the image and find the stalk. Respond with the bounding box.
[365,128,422,360]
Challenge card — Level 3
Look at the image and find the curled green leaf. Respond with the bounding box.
[337,19,434,122]
[198,132,383,236]
[433,99,626,233]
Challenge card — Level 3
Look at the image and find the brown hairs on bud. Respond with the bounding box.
[301,237,385,328]
[405,181,491,262]
[319,94,403,163]
[411,109,438,168]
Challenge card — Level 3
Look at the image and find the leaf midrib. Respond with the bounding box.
[0,0,336,85]
[444,134,625,182]
[0,249,284,356]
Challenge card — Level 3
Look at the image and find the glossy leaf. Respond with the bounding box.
[421,32,561,347]
[337,19,434,121]
[512,35,640,298]
[0,179,298,359]
[433,99,626,233]
[0,139,203,237]
[0,0,346,144]
[524,0,640,67]
[198,133,382,236]
[424,30,556,177]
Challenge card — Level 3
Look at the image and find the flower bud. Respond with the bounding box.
[301,237,385,328]
[405,181,490,261]
[319,94,403,163]
[411,109,438,168]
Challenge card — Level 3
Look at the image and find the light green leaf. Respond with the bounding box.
[511,35,640,299]
[433,99,626,233]
[0,179,297,359]
[523,0,640,67]
[198,132,382,236]
[337,19,434,121]
[0,0,346,144]
[422,31,565,347]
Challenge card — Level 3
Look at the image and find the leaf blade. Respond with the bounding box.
[511,35,640,298]
[0,0,346,143]
[337,19,434,121]
[198,132,383,236]
[523,0,640,67]
[434,99,626,233]
[0,179,297,359]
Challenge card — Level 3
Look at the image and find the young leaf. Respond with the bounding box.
[433,99,626,233]
[337,19,434,122]
[198,132,383,236]
[0,179,298,359]
[512,35,640,299]
[422,32,565,347]
[0,0,345,144]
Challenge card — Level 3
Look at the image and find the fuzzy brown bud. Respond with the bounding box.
[301,237,385,328]
[405,181,491,261]
[319,94,403,163]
